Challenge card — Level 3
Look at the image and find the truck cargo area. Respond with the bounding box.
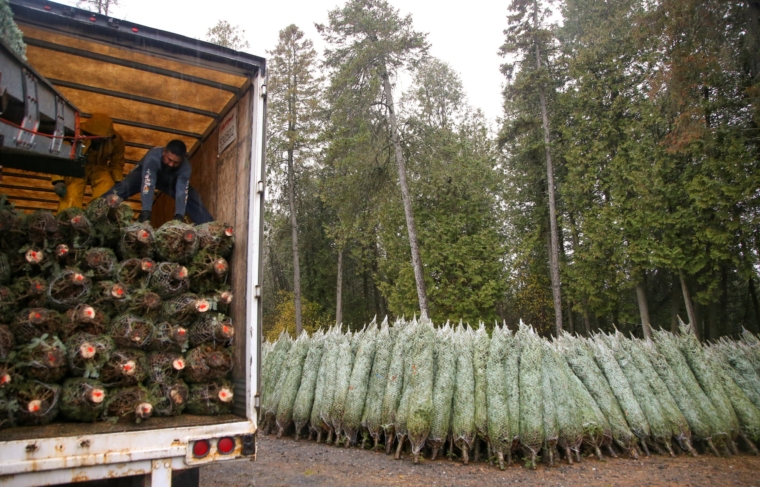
[0,1,266,485]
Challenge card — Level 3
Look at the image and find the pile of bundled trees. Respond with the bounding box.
[0,194,236,428]
[261,317,760,469]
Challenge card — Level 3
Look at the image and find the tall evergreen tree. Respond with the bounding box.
[318,0,431,316]
[267,25,322,335]
[501,0,563,334]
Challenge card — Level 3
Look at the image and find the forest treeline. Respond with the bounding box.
[262,0,760,341]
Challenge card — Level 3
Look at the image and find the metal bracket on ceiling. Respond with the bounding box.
[16,68,39,149]
[50,95,65,155]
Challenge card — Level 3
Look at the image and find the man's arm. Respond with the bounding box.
[140,150,161,213]
[174,161,192,218]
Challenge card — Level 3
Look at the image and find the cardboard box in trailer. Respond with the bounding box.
[0,0,266,485]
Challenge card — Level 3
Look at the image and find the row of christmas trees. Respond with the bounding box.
[261,317,760,469]
[0,194,237,427]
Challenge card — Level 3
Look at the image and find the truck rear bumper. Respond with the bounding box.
[0,417,256,485]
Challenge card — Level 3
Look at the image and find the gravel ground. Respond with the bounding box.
[201,435,760,486]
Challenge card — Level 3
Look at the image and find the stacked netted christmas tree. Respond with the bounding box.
[263,315,760,469]
[0,194,236,427]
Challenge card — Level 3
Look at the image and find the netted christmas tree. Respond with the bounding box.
[12,380,60,426]
[91,281,129,315]
[119,222,155,260]
[8,276,47,310]
[516,325,544,469]
[47,268,91,310]
[82,248,118,281]
[65,332,114,379]
[380,319,412,454]
[641,337,718,455]
[149,322,189,353]
[405,318,435,463]
[196,221,234,258]
[108,314,154,349]
[709,338,760,409]
[541,341,559,466]
[59,377,106,422]
[275,332,312,437]
[60,304,109,339]
[146,351,186,383]
[184,344,232,383]
[150,262,190,298]
[85,194,133,247]
[451,325,476,464]
[558,333,637,457]
[361,319,393,449]
[706,347,760,448]
[674,323,742,453]
[17,334,68,383]
[589,336,650,455]
[148,379,189,417]
[186,380,234,415]
[260,331,293,432]
[472,322,490,458]
[343,322,378,446]
[330,331,356,446]
[605,333,673,456]
[160,293,210,323]
[104,385,154,423]
[486,324,511,469]
[544,342,583,464]
[292,330,325,439]
[654,329,725,455]
[24,210,60,249]
[124,289,162,320]
[115,258,156,290]
[309,327,339,443]
[10,308,62,342]
[100,349,149,387]
[56,207,93,250]
[625,337,697,456]
[188,251,229,294]
[154,221,199,264]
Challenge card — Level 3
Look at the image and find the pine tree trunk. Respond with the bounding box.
[679,269,699,339]
[635,279,652,341]
[287,148,303,336]
[749,277,760,333]
[381,70,429,317]
[336,247,343,326]
[533,1,562,335]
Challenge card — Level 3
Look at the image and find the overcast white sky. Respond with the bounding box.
[56,0,509,124]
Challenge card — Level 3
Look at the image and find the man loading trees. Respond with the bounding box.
[102,139,213,224]
[51,113,125,211]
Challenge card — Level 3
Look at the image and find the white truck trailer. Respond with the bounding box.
[0,1,266,485]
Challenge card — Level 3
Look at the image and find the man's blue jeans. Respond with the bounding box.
[104,167,214,224]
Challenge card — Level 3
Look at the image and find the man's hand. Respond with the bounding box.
[173,214,184,222]
[138,210,152,223]
[53,181,67,198]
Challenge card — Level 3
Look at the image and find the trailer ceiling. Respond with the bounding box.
[3,0,265,213]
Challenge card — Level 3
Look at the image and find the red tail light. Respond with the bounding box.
[217,437,235,455]
[192,439,210,458]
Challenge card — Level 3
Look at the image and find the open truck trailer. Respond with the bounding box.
[0,0,266,485]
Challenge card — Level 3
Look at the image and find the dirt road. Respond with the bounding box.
[201,435,760,486]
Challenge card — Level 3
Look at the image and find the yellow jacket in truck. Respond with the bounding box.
[51,113,125,211]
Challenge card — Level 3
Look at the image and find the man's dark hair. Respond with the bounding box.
[166,139,187,158]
